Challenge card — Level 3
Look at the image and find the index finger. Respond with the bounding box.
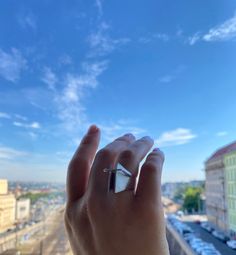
[66,125,100,203]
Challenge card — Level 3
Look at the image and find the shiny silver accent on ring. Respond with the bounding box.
[103,163,132,193]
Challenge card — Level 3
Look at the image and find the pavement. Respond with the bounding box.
[1,208,72,255]
[183,220,236,255]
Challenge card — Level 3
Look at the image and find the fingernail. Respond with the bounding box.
[153,147,160,152]
[87,125,99,134]
[124,133,134,138]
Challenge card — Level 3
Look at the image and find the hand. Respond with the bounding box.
[64,125,169,255]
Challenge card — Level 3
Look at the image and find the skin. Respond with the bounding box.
[64,125,170,255]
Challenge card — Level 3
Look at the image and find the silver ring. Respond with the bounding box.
[104,163,132,193]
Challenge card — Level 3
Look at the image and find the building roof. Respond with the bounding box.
[207,141,236,162]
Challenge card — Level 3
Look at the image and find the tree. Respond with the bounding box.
[182,187,202,213]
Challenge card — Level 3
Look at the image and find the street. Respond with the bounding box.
[184,221,236,255]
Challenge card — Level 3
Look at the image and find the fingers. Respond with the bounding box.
[66,125,100,203]
[88,134,136,195]
[135,148,164,203]
[117,136,154,190]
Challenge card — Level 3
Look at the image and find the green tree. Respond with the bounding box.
[183,187,202,213]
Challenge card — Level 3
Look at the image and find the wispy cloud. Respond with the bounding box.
[188,13,236,45]
[159,66,186,84]
[13,121,41,129]
[0,146,28,160]
[58,54,72,66]
[159,75,174,83]
[216,131,228,137]
[95,0,104,17]
[55,61,108,131]
[99,121,146,142]
[41,67,58,90]
[0,112,11,119]
[139,33,169,44]
[17,11,37,30]
[155,128,197,147]
[87,22,130,57]
[0,48,27,82]
[188,32,201,45]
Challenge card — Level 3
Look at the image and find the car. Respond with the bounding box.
[226,240,236,250]
[183,233,195,243]
[200,222,213,233]
[212,230,229,243]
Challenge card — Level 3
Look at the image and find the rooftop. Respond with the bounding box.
[206,141,236,162]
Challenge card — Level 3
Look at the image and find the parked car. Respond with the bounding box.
[200,222,213,233]
[226,240,236,250]
[212,230,229,243]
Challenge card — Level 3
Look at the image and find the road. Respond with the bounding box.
[31,209,71,255]
[184,221,236,255]
[1,209,72,255]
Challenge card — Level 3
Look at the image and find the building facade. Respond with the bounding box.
[224,151,236,236]
[205,141,236,235]
[0,180,16,233]
[16,199,30,222]
[205,156,228,231]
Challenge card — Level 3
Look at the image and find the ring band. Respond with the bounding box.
[104,163,132,193]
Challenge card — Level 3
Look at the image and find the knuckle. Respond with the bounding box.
[64,205,74,222]
[142,161,157,172]
[96,148,113,160]
[119,149,135,161]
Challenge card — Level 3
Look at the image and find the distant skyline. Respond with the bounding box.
[1,0,236,182]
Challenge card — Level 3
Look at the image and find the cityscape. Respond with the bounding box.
[1,0,236,254]
[1,141,236,254]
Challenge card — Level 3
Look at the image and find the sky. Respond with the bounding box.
[0,0,236,183]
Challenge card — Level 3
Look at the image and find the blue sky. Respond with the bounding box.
[0,0,236,183]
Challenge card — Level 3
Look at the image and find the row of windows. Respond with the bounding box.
[226,168,236,181]
[228,198,236,210]
[227,184,236,196]
[225,156,236,166]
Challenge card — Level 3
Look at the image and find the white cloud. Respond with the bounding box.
[188,32,201,45]
[0,112,11,119]
[18,11,37,30]
[15,114,28,121]
[13,121,41,129]
[99,121,146,142]
[0,48,27,82]
[159,66,186,84]
[41,67,58,89]
[55,61,108,131]
[87,22,130,57]
[216,131,228,137]
[155,128,197,147]
[139,33,169,44]
[188,13,236,45]
[0,146,28,160]
[95,0,103,17]
[203,14,236,42]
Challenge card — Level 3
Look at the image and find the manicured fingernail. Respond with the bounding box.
[153,148,160,152]
[124,133,134,138]
[143,136,153,141]
[87,125,99,134]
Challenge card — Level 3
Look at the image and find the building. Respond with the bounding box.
[224,149,236,237]
[0,179,8,194]
[16,199,30,222]
[0,179,16,233]
[205,141,236,235]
